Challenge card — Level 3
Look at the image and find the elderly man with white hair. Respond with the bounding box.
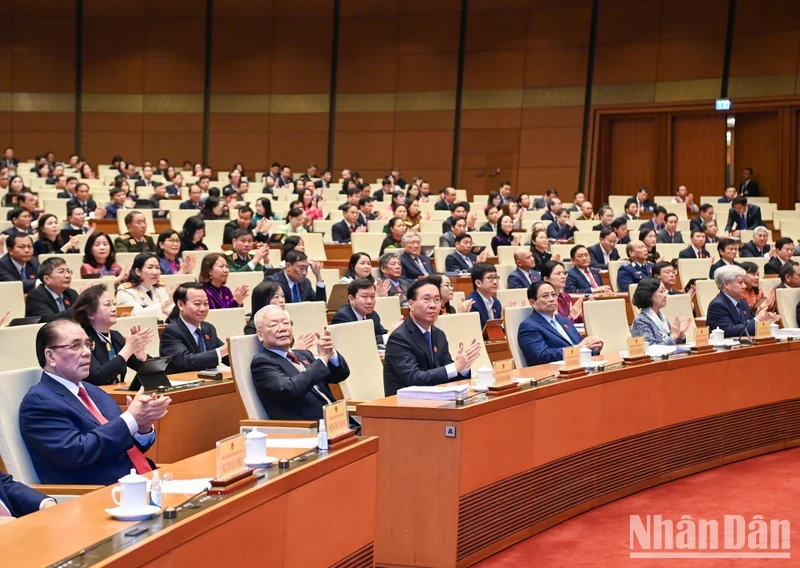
[249,305,350,421]
[706,265,779,338]
[739,225,773,258]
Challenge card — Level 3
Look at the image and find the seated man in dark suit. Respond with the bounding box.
[724,196,763,235]
[0,472,56,518]
[267,250,327,304]
[331,278,401,346]
[134,165,162,189]
[399,233,433,280]
[709,238,742,279]
[640,206,667,233]
[739,226,772,258]
[467,263,502,327]
[434,187,457,211]
[707,265,778,338]
[617,240,653,292]
[508,249,540,289]
[383,278,481,396]
[518,281,604,365]
[718,185,737,204]
[540,198,561,223]
[690,203,715,233]
[251,305,350,421]
[446,233,480,273]
[764,237,794,275]
[611,216,630,245]
[2,207,33,237]
[25,257,78,322]
[0,233,40,293]
[67,183,97,215]
[652,261,683,294]
[180,184,204,210]
[379,251,411,307]
[588,228,619,270]
[656,213,684,244]
[19,320,170,485]
[565,245,611,294]
[331,204,362,244]
[159,282,230,374]
[678,228,712,259]
[546,208,578,241]
[626,186,655,214]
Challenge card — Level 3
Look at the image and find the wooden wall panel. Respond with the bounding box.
[594,0,660,86]
[671,115,726,194]
[607,116,658,196]
[733,112,781,202]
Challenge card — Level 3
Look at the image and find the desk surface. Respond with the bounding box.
[2,437,378,568]
[360,341,800,567]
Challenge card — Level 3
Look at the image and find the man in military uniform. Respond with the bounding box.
[114,211,155,253]
[616,240,653,293]
[225,228,271,272]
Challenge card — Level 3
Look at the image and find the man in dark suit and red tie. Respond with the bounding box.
[678,228,712,259]
[383,278,481,396]
[565,245,611,294]
[331,204,363,244]
[399,233,433,280]
[19,320,170,485]
[706,265,778,337]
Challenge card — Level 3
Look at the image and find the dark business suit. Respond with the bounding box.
[678,246,710,259]
[399,252,433,280]
[222,219,255,245]
[546,221,577,240]
[434,200,452,211]
[467,290,502,327]
[640,220,665,233]
[588,243,619,270]
[706,292,755,338]
[267,270,327,304]
[0,253,40,293]
[250,347,350,421]
[740,241,771,258]
[0,473,47,517]
[67,198,97,214]
[331,220,355,244]
[517,310,583,366]
[24,285,78,322]
[507,267,540,289]
[19,373,156,485]
[626,196,655,213]
[725,204,763,232]
[383,317,463,396]
[384,277,411,306]
[159,318,227,374]
[565,266,603,294]
[135,179,162,188]
[657,229,684,244]
[180,200,203,210]
[764,257,785,276]
[689,217,708,233]
[709,259,742,279]
[83,326,145,386]
[540,211,556,223]
[740,180,760,197]
[330,304,388,345]
[445,251,477,273]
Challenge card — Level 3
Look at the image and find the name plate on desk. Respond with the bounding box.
[215,433,247,480]
[627,336,646,358]
[695,326,709,347]
[493,359,514,386]
[323,400,350,439]
[563,346,581,369]
[755,320,771,339]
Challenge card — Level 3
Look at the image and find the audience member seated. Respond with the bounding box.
[33,213,80,256]
[626,186,655,214]
[678,228,711,259]
[640,228,661,264]
[776,261,800,290]
[331,278,401,346]
[622,200,640,221]
[338,252,378,289]
[612,217,631,245]
[739,262,773,311]
[254,197,279,223]
[718,185,737,204]
[200,196,225,221]
[380,217,407,253]
[725,196,763,234]
[67,183,97,215]
[565,245,611,294]
[114,212,155,254]
[540,260,583,323]
[508,249,541,289]
[446,233,481,273]
[399,233,433,279]
[438,216,466,248]
[540,198,561,222]
[251,305,350,420]
[630,277,691,346]
[491,214,520,255]
[705,219,722,244]
[435,187,457,211]
[267,250,326,304]
[442,202,468,233]
[19,320,170,485]
[73,284,153,386]
[156,229,193,275]
[244,281,292,335]
[383,278,480,396]
[707,265,779,338]
[180,184,203,210]
[3,207,33,237]
[641,206,667,233]
[274,207,308,241]
[690,203,716,233]
[0,233,39,293]
[378,252,410,307]
[199,253,250,310]
[656,213,683,244]
[177,215,207,253]
[740,226,772,258]
[428,274,471,315]
[588,228,619,270]
[467,263,502,327]
[574,200,594,221]
[64,205,88,234]
[220,207,255,245]
[617,240,653,292]
[517,281,603,365]
[331,204,361,244]
[546,208,578,241]
[709,238,741,278]
[80,232,127,284]
[25,257,77,322]
[479,205,499,233]
[593,206,615,232]
[651,261,683,295]
[160,282,229,373]
[0,472,56,519]
[225,229,270,273]
[116,253,174,318]
[672,184,698,213]
[765,237,794,275]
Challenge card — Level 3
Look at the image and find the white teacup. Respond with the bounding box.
[476,366,494,388]
[111,469,149,513]
[245,430,268,462]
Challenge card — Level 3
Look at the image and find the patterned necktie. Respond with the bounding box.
[77,386,152,474]
[195,328,206,352]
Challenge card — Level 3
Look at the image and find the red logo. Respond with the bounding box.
[204,334,211,340]
[64,299,71,306]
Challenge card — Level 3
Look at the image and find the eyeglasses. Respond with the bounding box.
[48,340,95,352]
[482,275,500,282]
[415,296,442,305]
[165,237,181,243]
[441,283,454,289]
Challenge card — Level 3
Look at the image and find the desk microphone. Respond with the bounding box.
[737,323,753,345]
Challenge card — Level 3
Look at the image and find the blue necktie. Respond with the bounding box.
[56,297,65,311]
[423,331,434,361]
[195,329,206,352]
[741,214,746,230]
[291,284,301,303]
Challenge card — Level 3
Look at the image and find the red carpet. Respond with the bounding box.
[477,448,800,567]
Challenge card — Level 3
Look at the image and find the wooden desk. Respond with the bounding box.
[102,373,246,463]
[90,219,171,234]
[452,276,473,296]
[1,438,378,568]
[359,342,800,567]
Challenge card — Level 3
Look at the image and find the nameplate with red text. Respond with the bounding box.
[323,400,350,439]
[215,433,247,480]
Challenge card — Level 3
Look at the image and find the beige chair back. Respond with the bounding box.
[226,272,265,298]
[0,281,26,320]
[301,231,327,261]
[497,288,527,307]
[662,293,697,342]
[775,288,800,328]
[351,232,385,259]
[328,320,385,403]
[657,243,687,262]
[205,307,247,343]
[694,279,720,317]
[504,305,533,368]
[0,367,45,483]
[0,324,44,370]
[433,247,455,273]
[497,246,527,266]
[677,258,712,285]
[608,260,626,293]
[374,295,402,326]
[583,298,631,355]
[228,334,269,419]
[285,301,328,337]
[496,264,515,290]
[435,312,490,373]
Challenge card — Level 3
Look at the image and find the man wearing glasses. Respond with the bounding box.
[383,278,482,396]
[19,320,171,485]
[467,263,502,327]
[25,257,78,322]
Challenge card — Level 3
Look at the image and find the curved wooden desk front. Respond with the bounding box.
[0,438,378,568]
[359,342,800,568]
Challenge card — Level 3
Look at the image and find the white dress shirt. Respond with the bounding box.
[180,317,223,366]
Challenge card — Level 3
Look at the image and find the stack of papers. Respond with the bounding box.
[397,385,470,400]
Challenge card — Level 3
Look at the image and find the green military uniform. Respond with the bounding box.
[224,249,264,273]
[114,233,156,254]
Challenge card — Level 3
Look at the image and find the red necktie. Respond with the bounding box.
[585,269,598,287]
[349,225,354,233]
[77,386,152,474]
[286,351,301,365]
